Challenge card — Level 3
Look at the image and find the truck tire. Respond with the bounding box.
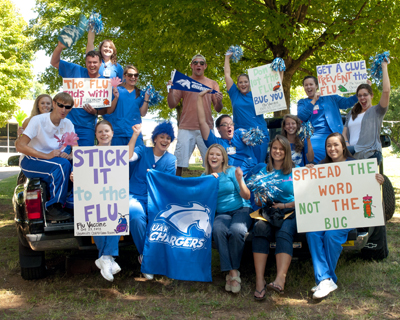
[361,225,389,260]
[382,175,395,221]
[19,240,46,280]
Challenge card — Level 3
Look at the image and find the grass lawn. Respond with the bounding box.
[0,153,399,319]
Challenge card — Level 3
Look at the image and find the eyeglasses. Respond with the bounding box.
[56,102,73,110]
[125,73,139,78]
[192,61,205,66]
[219,122,234,128]
[357,93,370,98]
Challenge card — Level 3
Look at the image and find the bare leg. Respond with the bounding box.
[273,253,292,290]
[253,252,268,298]
[229,269,239,287]
[176,167,183,176]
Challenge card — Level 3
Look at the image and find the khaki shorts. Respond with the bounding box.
[174,129,208,167]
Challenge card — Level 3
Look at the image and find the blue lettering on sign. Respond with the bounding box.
[254,95,269,104]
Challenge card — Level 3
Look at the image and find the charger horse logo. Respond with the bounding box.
[156,202,212,238]
[115,213,129,233]
[177,79,191,90]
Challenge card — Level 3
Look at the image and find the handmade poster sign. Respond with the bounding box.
[248,64,286,115]
[63,78,112,108]
[317,60,367,96]
[73,146,129,236]
[293,159,384,233]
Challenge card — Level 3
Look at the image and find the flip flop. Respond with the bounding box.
[254,285,267,301]
[267,282,284,294]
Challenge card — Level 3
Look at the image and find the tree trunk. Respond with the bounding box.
[274,72,293,117]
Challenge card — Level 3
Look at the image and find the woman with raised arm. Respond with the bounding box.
[281,114,314,166]
[343,60,390,165]
[306,132,384,299]
[224,53,270,163]
[86,30,123,79]
[203,144,252,293]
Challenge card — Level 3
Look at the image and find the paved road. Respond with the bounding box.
[0,167,20,181]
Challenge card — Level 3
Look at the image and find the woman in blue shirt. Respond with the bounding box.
[203,143,252,294]
[281,114,314,166]
[224,52,269,163]
[250,135,297,300]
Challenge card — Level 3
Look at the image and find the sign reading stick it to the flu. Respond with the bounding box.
[293,159,384,233]
[63,78,112,108]
[73,146,130,236]
[317,60,367,96]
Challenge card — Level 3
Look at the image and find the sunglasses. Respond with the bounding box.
[219,122,234,128]
[125,73,139,78]
[56,102,73,110]
[192,61,205,66]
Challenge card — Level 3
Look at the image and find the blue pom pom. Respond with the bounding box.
[242,128,266,146]
[87,11,104,34]
[271,57,286,72]
[298,121,314,142]
[140,84,164,106]
[368,51,389,84]
[246,171,283,206]
[226,45,243,63]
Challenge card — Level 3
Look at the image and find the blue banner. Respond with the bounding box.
[171,69,217,94]
[141,170,219,282]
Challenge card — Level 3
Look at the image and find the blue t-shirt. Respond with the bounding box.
[290,142,308,167]
[204,129,257,175]
[99,61,124,79]
[103,86,145,138]
[59,60,104,131]
[228,83,269,137]
[129,146,176,200]
[202,167,251,213]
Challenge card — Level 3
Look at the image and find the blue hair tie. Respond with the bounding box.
[368,51,390,84]
[226,45,243,63]
[271,58,286,72]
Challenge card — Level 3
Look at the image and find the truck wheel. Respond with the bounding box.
[382,175,395,221]
[19,240,46,280]
[361,225,389,260]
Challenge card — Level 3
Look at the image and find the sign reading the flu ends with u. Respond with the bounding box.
[248,64,287,115]
[63,78,112,108]
[317,60,367,96]
[293,159,384,233]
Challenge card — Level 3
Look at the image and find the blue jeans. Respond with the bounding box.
[347,146,382,166]
[212,207,253,271]
[252,215,297,256]
[306,229,351,284]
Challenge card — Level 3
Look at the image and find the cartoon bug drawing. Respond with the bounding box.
[114,213,128,233]
[273,82,281,91]
[338,84,348,92]
[103,98,110,105]
[363,195,375,218]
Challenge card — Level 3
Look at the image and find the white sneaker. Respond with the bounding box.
[313,279,338,299]
[95,255,114,282]
[138,254,154,280]
[111,257,121,275]
[311,283,319,293]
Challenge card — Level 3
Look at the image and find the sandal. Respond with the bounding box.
[267,282,284,294]
[230,271,241,294]
[225,274,232,292]
[254,285,266,301]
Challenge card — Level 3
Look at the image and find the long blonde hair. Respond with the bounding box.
[23,94,53,128]
[267,135,295,174]
[204,144,231,175]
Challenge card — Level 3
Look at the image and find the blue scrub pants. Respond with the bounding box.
[93,235,120,258]
[252,215,297,256]
[253,138,269,164]
[306,229,351,284]
[212,207,253,271]
[129,194,147,254]
[20,156,72,208]
[310,133,330,163]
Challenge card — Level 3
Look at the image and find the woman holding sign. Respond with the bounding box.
[104,65,150,146]
[251,135,297,300]
[343,60,390,165]
[128,122,176,280]
[203,144,252,293]
[224,52,269,163]
[306,132,384,299]
[297,75,359,163]
[281,114,314,166]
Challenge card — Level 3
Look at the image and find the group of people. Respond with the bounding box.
[14,30,390,300]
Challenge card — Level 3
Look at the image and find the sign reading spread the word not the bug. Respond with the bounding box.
[317,60,367,96]
[293,159,384,233]
[248,64,287,115]
[63,78,112,108]
[73,146,129,236]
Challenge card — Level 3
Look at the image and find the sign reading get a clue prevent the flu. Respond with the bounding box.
[293,159,384,233]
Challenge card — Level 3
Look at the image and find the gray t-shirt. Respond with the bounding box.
[344,103,388,159]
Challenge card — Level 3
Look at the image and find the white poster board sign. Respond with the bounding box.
[63,78,112,108]
[293,159,384,233]
[317,60,367,96]
[73,146,129,236]
[248,64,287,115]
